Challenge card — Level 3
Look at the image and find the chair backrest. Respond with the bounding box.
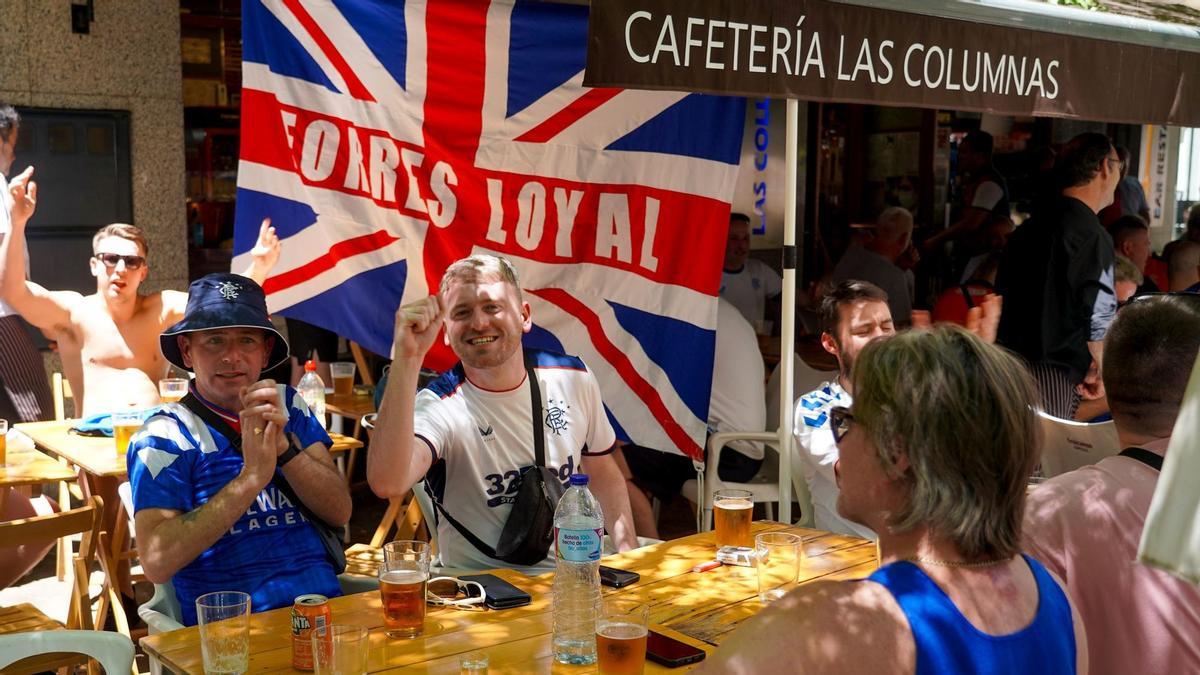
[0,630,134,673]
[349,341,376,386]
[1037,410,1120,477]
[52,372,75,421]
[0,496,103,629]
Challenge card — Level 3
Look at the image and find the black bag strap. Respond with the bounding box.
[179,392,337,531]
[1119,446,1164,472]
[427,356,547,559]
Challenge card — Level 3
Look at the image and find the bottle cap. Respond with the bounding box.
[305,359,317,372]
[569,473,589,486]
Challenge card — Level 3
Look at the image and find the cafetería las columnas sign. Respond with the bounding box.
[585,0,1200,127]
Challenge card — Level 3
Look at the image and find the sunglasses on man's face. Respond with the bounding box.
[830,406,855,445]
[93,252,146,270]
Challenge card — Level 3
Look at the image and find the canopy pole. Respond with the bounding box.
[778,99,800,525]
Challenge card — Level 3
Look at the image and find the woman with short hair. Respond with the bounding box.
[700,325,1087,675]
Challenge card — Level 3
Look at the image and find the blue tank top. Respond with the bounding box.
[868,554,1075,675]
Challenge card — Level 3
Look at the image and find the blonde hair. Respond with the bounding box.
[852,325,1040,559]
[439,254,522,301]
[92,223,148,256]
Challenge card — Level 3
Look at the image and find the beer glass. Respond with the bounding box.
[158,378,188,403]
[379,540,430,638]
[713,489,753,548]
[112,411,143,456]
[755,532,803,602]
[196,591,251,675]
[330,362,356,397]
[311,624,369,675]
[0,418,8,466]
[595,599,648,675]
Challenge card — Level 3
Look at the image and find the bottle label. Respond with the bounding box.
[555,526,603,562]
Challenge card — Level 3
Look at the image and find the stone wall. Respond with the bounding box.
[0,1,186,294]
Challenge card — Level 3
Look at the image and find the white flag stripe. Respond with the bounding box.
[244,65,423,147]
[403,0,429,119]
[527,296,703,456]
[478,1,515,147]
[500,250,718,330]
[296,2,408,107]
[260,235,415,313]
[530,86,689,151]
[260,0,353,96]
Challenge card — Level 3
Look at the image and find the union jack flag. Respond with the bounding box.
[231,0,744,460]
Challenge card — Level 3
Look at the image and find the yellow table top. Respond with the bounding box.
[14,419,363,479]
[140,522,877,673]
[0,443,77,488]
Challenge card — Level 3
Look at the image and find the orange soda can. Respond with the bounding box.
[291,594,331,670]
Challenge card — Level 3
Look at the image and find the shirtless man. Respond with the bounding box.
[0,167,280,416]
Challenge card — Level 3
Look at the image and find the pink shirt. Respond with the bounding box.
[1023,453,1200,675]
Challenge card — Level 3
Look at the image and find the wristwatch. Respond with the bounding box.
[277,441,303,467]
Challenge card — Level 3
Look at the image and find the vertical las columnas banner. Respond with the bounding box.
[585,0,1200,127]
[230,0,747,461]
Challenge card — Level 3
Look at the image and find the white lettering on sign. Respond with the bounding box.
[622,13,1061,100]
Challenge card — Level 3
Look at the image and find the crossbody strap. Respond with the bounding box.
[179,392,334,530]
[1119,446,1164,472]
[427,356,547,559]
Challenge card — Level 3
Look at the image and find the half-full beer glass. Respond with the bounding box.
[596,600,648,675]
[379,540,429,638]
[713,489,753,548]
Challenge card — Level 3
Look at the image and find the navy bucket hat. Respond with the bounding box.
[160,273,289,372]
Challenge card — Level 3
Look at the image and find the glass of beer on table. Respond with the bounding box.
[379,540,429,638]
[158,378,188,403]
[713,489,754,548]
[596,599,648,675]
[112,410,143,456]
[0,419,8,466]
[330,362,356,397]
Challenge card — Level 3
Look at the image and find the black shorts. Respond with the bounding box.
[622,443,763,501]
[285,318,339,362]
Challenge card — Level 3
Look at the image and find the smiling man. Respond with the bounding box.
[369,254,637,572]
[127,273,350,626]
[0,168,281,416]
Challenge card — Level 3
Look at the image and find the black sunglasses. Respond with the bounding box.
[830,406,855,445]
[93,252,146,270]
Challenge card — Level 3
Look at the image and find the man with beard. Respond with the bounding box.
[369,254,636,572]
[794,281,894,538]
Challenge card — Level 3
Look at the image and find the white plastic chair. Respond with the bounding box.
[0,630,134,674]
[1036,410,1120,477]
[683,431,814,533]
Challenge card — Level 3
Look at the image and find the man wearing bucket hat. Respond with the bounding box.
[126,273,351,626]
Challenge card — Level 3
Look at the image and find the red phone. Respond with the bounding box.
[646,630,706,667]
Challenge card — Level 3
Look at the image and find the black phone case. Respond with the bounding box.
[646,631,707,667]
[598,565,641,588]
[458,573,532,609]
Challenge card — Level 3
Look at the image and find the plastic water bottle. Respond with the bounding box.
[296,359,327,429]
[552,473,604,665]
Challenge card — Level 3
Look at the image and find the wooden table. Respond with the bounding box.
[141,522,876,673]
[0,442,77,515]
[325,392,376,483]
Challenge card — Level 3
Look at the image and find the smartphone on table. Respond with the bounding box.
[599,565,640,588]
[457,573,532,609]
[646,630,707,667]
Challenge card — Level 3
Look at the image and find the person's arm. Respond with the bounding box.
[243,381,351,526]
[134,392,288,583]
[696,580,913,674]
[367,296,444,500]
[241,218,281,286]
[580,449,637,551]
[1,167,76,330]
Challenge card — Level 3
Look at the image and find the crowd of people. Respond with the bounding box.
[2,93,1198,673]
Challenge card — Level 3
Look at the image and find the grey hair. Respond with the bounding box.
[876,207,914,243]
[1113,254,1143,286]
[439,254,522,302]
[852,325,1040,559]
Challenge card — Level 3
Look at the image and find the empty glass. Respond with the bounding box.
[311,624,369,675]
[196,591,251,675]
[756,532,803,603]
